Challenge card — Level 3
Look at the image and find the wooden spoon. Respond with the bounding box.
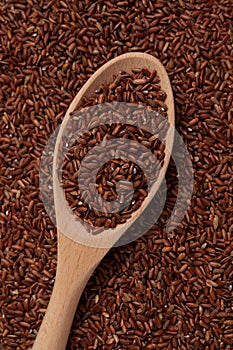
[32,52,175,350]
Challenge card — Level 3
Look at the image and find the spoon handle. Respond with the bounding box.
[32,233,107,350]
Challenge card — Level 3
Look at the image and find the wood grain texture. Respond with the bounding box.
[32,233,108,350]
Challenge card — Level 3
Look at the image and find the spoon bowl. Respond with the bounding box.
[32,52,175,350]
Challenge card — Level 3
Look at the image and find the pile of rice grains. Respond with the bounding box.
[1,1,233,349]
[62,68,168,232]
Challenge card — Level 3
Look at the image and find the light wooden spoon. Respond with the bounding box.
[32,52,175,350]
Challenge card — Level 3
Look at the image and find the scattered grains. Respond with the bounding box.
[1,0,233,349]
